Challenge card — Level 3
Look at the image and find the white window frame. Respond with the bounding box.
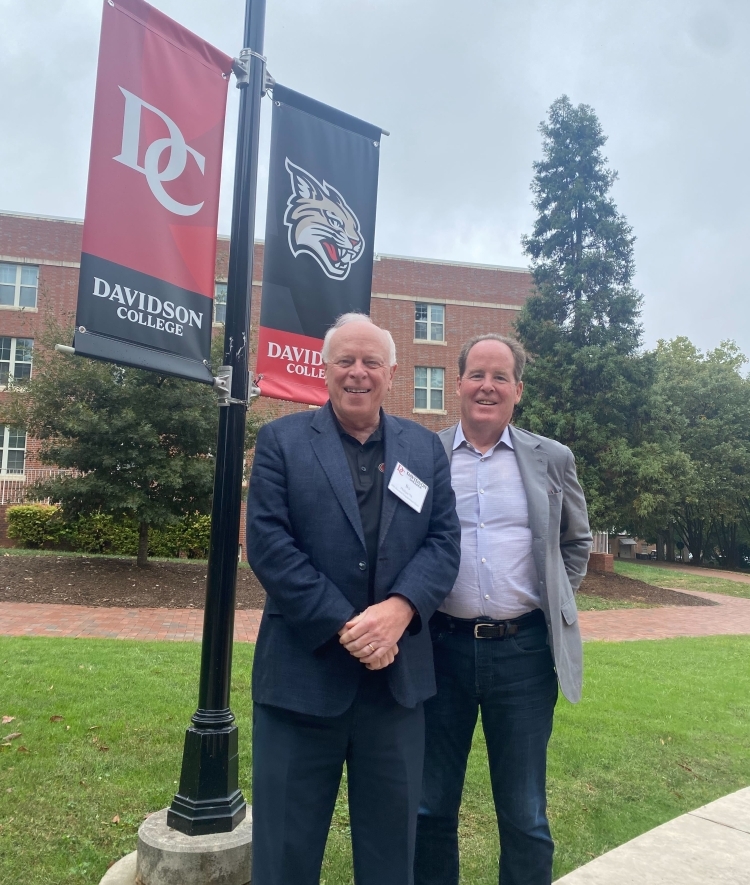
[214,281,227,325]
[0,337,33,389]
[1,426,26,476]
[413,366,446,414]
[414,303,446,344]
[0,263,39,310]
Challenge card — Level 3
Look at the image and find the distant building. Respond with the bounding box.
[0,209,534,544]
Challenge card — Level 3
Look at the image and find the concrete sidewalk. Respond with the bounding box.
[554,786,750,884]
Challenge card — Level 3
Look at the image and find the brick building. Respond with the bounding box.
[0,209,534,542]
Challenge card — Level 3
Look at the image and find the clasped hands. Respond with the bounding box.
[338,595,415,671]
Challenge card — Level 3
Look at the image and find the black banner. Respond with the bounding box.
[75,254,213,382]
[256,84,382,404]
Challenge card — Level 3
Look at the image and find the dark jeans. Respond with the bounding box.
[414,617,558,885]
[252,669,425,885]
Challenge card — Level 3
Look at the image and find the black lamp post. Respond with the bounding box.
[167,0,267,836]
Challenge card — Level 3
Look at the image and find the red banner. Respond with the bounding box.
[74,0,232,383]
[256,327,329,406]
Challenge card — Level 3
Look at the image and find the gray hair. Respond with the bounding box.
[321,312,397,366]
[457,334,527,383]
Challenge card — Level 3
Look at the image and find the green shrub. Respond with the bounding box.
[148,514,210,559]
[174,513,211,559]
[70,513,139,555]
[6,506,210,559]
[6,505,67,548]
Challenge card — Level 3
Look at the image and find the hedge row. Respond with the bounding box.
[6,505,210,559]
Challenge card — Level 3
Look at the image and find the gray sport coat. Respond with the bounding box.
[438,423,592,703]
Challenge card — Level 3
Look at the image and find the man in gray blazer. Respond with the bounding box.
[414,333,591,885]
[247,314,461,885]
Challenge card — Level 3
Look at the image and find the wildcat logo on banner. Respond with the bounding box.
[256,84,382,405]
[73,0,232,383]
[283,159,364,281]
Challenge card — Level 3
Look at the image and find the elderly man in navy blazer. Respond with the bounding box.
[415,333,592,885]
[246,313,461,885]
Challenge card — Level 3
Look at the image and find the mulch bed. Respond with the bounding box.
[580,570,714,607]
[0,554,267,610]
[0,552,715,610]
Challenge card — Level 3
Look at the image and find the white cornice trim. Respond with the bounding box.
[0,210,82,225]
[372,292,522,311]
[0,254,80,268]
[374,252,529,274]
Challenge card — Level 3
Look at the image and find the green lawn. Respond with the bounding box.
[0,547,215,565]
[615,560,750,599]
[575,594,652,611]
[1,636,749,884]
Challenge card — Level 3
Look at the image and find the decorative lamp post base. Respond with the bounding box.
[167,723,246,836]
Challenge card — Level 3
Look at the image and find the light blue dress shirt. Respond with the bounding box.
[439,422,541,620]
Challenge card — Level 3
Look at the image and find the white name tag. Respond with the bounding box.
[388,461,429,513]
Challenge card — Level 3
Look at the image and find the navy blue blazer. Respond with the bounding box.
[246,403,461,717]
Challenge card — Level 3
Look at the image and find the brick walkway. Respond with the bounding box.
[0,603,262,643]
[578,589,750,641]
[1,590,750,644]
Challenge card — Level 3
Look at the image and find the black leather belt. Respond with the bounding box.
[432,608,545,639]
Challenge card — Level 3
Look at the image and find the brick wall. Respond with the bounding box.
[0,212,82,265]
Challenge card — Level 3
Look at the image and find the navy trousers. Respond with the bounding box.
[414,617,558,885]
[252,669,425,885]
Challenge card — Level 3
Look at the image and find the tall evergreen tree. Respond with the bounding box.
[516,95,656,530]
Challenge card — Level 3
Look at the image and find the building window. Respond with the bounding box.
[415,303,445,341]
[1,427,26,475]
[214,282,227,324]
[0,338,33,388]
[414,367,444,410]
[0,263,38,309]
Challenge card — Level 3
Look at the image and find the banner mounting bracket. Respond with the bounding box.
[213,365,261,408]
[232,49,273,95]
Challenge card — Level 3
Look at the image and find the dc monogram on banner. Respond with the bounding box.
[114,88,208,218]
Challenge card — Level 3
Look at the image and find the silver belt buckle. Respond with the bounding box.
[474,622,494,639]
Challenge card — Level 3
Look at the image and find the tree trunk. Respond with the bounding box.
[656,531,666,561]
[137,521,149,568]
[714,518,739,570]
[666,529,675,563]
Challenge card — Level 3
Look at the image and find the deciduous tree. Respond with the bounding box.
[1,324,266,566]
[652,338,750,566]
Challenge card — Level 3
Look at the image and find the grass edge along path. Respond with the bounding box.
[614,560,750,599]
[1,635,749,885]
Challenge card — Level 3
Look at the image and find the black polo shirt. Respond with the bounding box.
[334,411,385,605]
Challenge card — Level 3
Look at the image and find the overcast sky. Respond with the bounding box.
[1,0,748,360]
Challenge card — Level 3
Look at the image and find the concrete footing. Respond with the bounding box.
[99,807,253,885]
[100,851,137,885]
